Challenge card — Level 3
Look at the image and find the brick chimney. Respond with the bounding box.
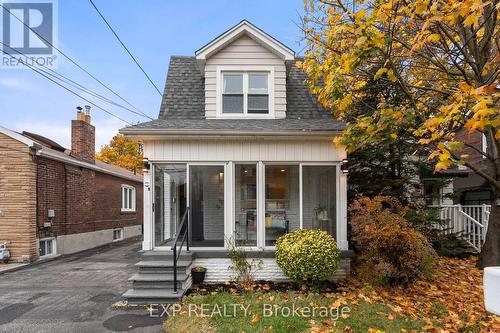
[71,105,95,164]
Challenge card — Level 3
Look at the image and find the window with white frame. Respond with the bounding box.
[222,72,269,114]
[113,228,124,241]
[482,133,488,159]
[121,185,136,212]
[39,238,55,257]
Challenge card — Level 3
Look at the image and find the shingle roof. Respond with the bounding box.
[122,56,344,134]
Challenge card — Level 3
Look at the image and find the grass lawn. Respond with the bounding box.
[163,257,500,333]
[163,291,424,333]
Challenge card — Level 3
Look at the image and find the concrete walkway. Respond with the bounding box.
[0,238,163,333]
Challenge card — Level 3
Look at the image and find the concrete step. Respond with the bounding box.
[122,288,186,305]
[135,260,192,274]
[141,251,195,261]
[129,273,189,290]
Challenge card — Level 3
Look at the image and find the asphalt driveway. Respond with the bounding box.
[0,238,163,333]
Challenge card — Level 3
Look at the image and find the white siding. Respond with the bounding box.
[205,35,287,119]
[144,138,346,162]
[193,258,351,283]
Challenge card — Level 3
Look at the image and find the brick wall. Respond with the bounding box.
[36,156,143,238]
[0,133,37,261]
[455,128,485,169]
[93,172,143,231]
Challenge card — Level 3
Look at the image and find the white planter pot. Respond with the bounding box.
[484,267,500,315]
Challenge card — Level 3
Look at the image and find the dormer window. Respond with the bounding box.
[222,72,269,115]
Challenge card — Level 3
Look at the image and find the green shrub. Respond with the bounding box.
[350,195,436,285]
[275,229,340,282]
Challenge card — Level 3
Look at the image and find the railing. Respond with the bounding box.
[429,204,491,252]
[171,207,190,293]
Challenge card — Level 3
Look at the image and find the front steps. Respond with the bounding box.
[123,251,194,304]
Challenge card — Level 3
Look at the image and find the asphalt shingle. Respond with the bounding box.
[122,56,344,133]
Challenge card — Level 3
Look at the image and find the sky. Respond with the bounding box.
[0,0,306,150]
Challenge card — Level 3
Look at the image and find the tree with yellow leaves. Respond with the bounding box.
[300,0,499,266]
[96,134,143,175]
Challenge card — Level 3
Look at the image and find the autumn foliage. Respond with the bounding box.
[350,195,436,285]
[96,134,143,174]
[300,0,500,266]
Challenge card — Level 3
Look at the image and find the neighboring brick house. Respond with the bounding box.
[452,128,495,205]
[0,109,143,262]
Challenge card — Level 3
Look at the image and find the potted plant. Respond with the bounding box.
[191,266,207,284]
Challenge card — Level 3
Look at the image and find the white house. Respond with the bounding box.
[120,20,352,304]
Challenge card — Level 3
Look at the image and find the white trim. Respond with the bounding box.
[482,133,488,159]
[337,170,348,250]
[216,66,275,119]
[299,164,303,229]
[121,130,343,138]
[143,169,153,250]
[121,184,136,212]
[195,20,295,62]
[38,237,57,257]
[257,161,265,249]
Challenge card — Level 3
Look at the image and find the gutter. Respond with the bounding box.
[36,149,142,183]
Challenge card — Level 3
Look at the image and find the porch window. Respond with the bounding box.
[222,72,269,114]
[190,165,225,247]
[302,166,337,237]
[154,164,187,247]
[265,165,299,246]
[235,164,257,246]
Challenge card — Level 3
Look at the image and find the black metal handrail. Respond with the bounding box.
[171,206,190,293]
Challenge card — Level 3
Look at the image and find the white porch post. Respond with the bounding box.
[336,167,348,250]
[257,161,265,249]
[224,162,234,248]
[142,168,153,251]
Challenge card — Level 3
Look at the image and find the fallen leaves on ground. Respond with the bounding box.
[311,256,499,332]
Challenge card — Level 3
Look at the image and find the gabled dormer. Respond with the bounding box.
[195,20,295,119]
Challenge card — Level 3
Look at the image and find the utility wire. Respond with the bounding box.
[1,50,132,125]
[0,4,153,120]
[88,0,163,96]
[1,42,153,120]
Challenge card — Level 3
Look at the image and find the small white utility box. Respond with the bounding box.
[484,267,500,315]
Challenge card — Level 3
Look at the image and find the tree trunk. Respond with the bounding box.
[476,131,499,268]
[478,194,500,268]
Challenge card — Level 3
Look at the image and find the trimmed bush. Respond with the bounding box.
[275,229,340,282]
[350,195,436,285]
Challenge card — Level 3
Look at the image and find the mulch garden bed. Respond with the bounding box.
[187,279,342,296]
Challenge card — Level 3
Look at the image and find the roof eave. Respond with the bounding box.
[37,149,143,182]
[120,127,342,137]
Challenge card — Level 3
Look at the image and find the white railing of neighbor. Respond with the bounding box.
[429,204,492,252]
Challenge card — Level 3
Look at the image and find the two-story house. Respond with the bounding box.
[120,20,351,304]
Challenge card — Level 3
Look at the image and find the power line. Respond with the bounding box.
[1,50,132,125]
[0,4,153,120]
[88,0,163,96]
[1,42,153,120]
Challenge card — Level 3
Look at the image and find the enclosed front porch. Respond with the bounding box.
[148,162,348,251]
